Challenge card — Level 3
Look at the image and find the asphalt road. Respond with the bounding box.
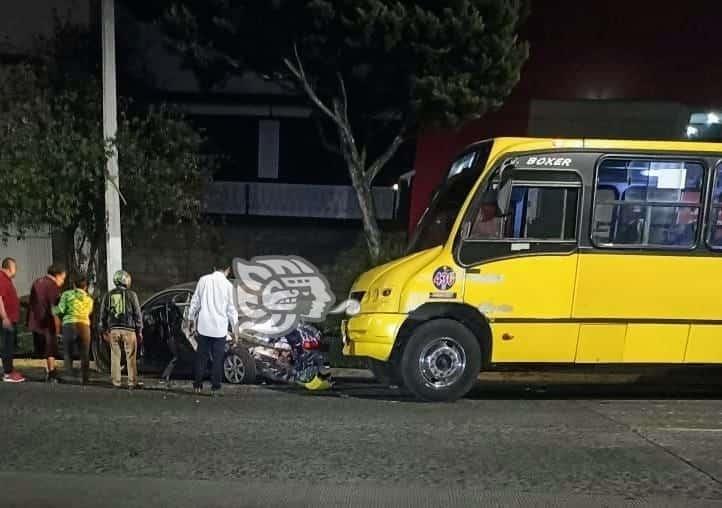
[1,377,722,507]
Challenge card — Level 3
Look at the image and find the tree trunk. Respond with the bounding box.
[63,225,102,293]
[86,240,101,295]
[348,162,382,261]
[63,226,79,277]
[283,51,405,263]
[90,214,106,294]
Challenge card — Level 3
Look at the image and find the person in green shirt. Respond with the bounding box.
[54,273,94,384]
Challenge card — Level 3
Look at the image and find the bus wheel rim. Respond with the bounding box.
[418,337,467,389]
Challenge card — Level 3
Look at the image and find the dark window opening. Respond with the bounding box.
[191,116,259,182]
[280,119,348,184]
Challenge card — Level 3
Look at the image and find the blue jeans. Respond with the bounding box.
[2,324,17,375]
[194,335,226,391]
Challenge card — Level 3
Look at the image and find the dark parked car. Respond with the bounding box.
[92,283,251,384]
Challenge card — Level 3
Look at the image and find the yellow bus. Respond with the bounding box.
[342,137,722,401]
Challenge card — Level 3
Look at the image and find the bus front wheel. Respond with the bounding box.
[400,319,481,402]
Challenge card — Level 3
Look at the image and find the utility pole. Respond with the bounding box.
[102,0,122,291]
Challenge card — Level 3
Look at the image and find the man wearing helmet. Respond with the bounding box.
[98,270,143,389]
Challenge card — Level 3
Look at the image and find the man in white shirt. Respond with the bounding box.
[188,265,238,394]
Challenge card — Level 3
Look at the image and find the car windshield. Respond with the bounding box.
[407,142,492,254]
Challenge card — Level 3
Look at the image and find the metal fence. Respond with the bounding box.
[203,182,396,220]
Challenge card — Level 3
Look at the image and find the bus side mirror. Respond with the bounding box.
[496,161,515,216]
[496,179,513,216]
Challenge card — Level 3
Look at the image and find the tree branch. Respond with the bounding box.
[284,44,360,164]
[365,127,406,186]
[283,45,339,127]
[337,72,349,124]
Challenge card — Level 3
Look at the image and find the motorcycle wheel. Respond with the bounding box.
[223,346,257,385]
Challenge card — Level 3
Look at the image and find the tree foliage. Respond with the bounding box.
[0,21,207,287]
[160,0,529,259]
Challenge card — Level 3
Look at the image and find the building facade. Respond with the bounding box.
[409,0,722,230]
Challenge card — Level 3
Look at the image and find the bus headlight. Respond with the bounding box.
[346,299,361,316]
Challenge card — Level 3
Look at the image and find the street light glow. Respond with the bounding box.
[392,183,399,191]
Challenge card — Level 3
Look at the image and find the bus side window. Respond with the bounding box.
[468,168,504,240]
[468,174,581,242]
[504,186,579,240]
[459,168,581,265]
[469,200,503,239]
[708,164,722,248]
[592,187,619,244]
[593,159,704,249]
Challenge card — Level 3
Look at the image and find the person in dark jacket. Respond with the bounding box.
[98,270,143,389]
[27,263,66,382]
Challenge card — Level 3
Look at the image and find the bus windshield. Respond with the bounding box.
[407,143,492,254]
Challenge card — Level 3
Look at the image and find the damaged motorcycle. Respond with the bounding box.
[229,323,333,391]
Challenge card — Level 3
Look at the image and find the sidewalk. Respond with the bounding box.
[11,359,373,387]
[12,358,722,387]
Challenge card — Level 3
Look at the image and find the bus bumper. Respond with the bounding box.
[342,313,406,362]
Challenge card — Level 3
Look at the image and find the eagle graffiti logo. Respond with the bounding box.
[232,256,336,338]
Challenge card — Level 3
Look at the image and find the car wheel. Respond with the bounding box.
[223,347,257,385]
[400,319,481,402]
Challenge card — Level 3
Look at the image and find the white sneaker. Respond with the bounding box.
[3,371,26,383]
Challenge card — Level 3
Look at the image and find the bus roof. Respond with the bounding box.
[464,137,722,157]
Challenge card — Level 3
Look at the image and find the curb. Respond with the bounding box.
[12,359,722,386]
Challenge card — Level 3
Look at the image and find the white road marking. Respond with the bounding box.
[656,427,722,433]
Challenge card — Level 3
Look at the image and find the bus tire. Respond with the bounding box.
[400,319,481,402]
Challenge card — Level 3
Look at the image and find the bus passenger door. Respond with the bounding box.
[459,168,582,363]
[687,164,722,364]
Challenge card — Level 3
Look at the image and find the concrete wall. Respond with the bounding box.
[0,231,53,297]
[123,219,364,293]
